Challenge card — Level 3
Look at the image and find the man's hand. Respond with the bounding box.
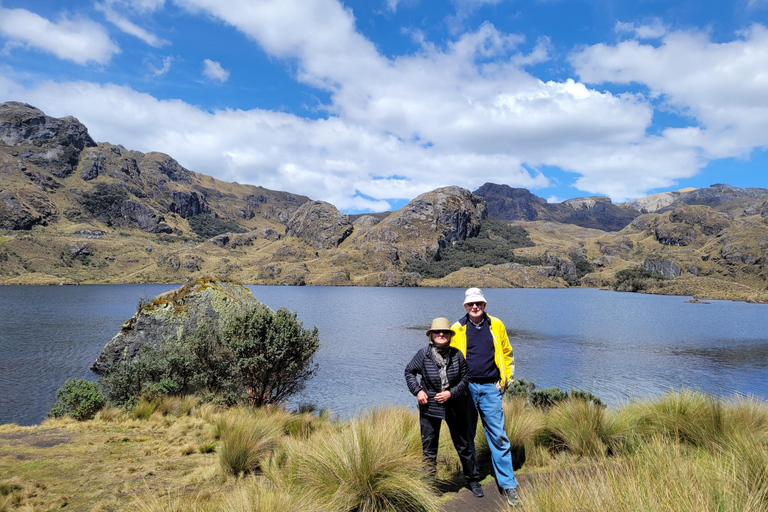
[435,390,452,403]
[417,390,428,405]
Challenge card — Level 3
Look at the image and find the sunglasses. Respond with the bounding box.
[432,330,452,337]
[465,302,485,307]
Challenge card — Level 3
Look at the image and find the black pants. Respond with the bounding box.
[420,402,480,482]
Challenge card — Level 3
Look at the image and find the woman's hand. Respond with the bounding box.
[417,390,428,405]
[435,390,451,404]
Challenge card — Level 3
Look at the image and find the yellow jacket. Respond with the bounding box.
[450,314,515,387]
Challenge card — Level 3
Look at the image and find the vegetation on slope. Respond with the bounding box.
[409,217,536,278]
[187,213,247,240]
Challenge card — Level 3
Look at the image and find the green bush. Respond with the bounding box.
[100,306,320,408]
[408,217,536,278]
[504,378,603,409]
[187,213,246,239]
[613,266,665,292]
[48,378,106,421]
[225,305,320,407]
[81,183,128,217]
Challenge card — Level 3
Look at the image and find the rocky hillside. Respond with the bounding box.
[0,102,307,235]
[1,102,767,302]
[474,183,640,231]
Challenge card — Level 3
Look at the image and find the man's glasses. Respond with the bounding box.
[432,330,452,337]
[466,302,485,307]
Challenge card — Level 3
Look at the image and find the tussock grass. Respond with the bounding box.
[277,407,439,512]
[217,408,285,475]
[543,398,609,457]
[3,391,767,511]
[518,436,768,511]
[220,475,316,512]
[504,395,546,448]
[131,397,158,420]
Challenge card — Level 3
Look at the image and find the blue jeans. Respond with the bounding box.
[468,381,518,490]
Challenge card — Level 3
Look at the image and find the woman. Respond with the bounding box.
[404,317,484,498]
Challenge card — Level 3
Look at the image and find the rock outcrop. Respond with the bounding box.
[285,201,354,250]
[91,278,259,373]
[474,182,638,231]
[0,102,96,178]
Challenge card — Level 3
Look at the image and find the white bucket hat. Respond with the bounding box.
[464,287,486,305]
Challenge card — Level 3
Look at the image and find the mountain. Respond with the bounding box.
[473,183,640,231]
[0,102,308,235]
[0,102,766,302]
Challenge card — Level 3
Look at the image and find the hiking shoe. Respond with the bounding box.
[469,481,484,498]
[505,487,521,506]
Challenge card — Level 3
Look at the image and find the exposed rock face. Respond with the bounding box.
[0,102,96,178]
[655,206,732,246]
[643,257,682,279]
[92,278,259,373]
[624,184,768,217]
[622,188,697,213]
[170,190,208,218]
[474,183,544,221]
[0,103,309,236]
[474,182,638,231]
[380,186,486,249]
[286,201,353,249]
[0,189,58,229]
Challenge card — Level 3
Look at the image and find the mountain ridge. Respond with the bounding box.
[1,102,767,302]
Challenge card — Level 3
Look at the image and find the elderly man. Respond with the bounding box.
[451,287,520,506]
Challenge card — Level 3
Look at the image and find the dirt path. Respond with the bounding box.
[441,475,532,512]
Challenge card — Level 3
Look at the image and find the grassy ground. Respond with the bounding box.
[1,391,767,511]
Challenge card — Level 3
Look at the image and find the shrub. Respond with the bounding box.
[81,183,128,218]
[613,266,665,292]
[48,378,105,421]
[408,217,536,278]
[101,306,319,409]
[224,305,320,407]
[187,214,246,240]
[530,387,569,408]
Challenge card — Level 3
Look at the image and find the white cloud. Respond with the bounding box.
[9,0,766,208]
[148,56,173,76]
[571,23,768,161]
[615,19,666,40]
[202,59,230,82]
[0,7,119,65]
[96,2,170,47]
[385,0,400,13]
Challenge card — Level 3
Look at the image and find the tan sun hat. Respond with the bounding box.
[464,287,486,305]
[426,317,454,337]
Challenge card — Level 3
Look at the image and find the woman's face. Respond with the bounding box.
[431,330,452,348]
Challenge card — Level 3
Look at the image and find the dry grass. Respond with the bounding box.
[1,392,766,511]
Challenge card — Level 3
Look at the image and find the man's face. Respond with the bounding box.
[464,301,486,321]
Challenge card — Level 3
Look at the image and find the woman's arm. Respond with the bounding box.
[404,350,424,396]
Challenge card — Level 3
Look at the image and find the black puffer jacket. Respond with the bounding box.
[404,345,469,419]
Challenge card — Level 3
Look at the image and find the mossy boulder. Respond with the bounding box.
[91,277,258,373]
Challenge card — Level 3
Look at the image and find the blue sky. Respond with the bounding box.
[1,0,767,213]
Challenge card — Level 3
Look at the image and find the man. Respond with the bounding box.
[451,287,521,506]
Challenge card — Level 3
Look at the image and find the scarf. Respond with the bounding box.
[430,342,451,391]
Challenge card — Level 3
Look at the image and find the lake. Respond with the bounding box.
[1,285,767,426]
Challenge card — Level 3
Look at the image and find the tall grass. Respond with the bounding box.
[218,408,285,475]
[221,476,316,512]
[543,398,608,457]
[516,435,768,512]
[277,407,439,512]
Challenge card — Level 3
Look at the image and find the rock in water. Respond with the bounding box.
[91,277,259,373]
